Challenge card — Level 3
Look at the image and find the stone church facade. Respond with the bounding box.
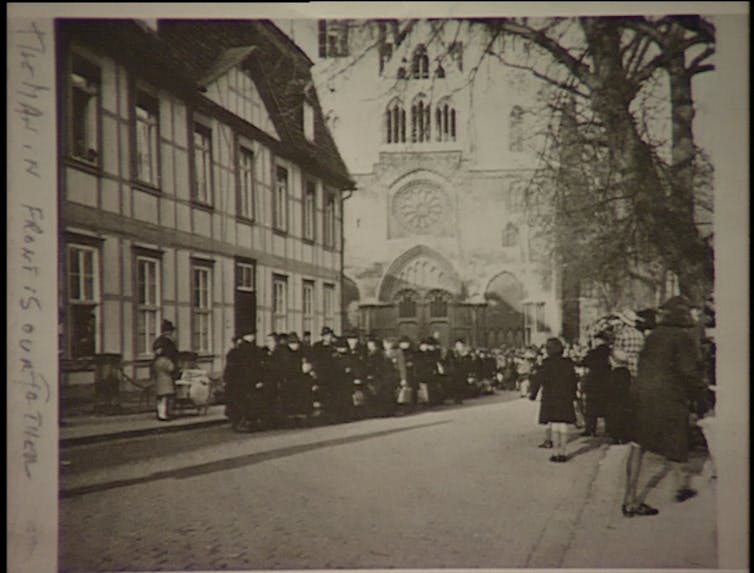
[282,19,561,347]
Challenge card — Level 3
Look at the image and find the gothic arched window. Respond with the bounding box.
[411,94,431,143]
[435,97,457,142]
[428,290,450,318]
[397,290,418,318]
[411,45,430,79]
[385,98,406,144]
[509,105,524,152]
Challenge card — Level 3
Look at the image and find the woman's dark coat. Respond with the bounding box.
[582,344,611,416]
[631,307,705,462]
[529,356,578,424]
[152,334,179,396]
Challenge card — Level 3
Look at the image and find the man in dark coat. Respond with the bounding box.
[448,339,475,404]
[414,338,436,406]
[331,337,358,422]
[621,295,709,517]
[364,336,390,417]
[397,336,418,412]
[278,332,311,419]
[223,334,245,429]
[259,332,283,427]
[580,333,611,436]
[236,332,263,429]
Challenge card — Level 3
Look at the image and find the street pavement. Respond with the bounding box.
[59,392,716,571]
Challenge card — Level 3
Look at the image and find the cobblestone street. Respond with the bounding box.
[59,394,716,571]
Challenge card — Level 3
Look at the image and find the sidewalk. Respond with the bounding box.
[60,405,228,446]
[563,441,717,568]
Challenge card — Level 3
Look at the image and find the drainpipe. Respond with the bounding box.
[340,187,355,334]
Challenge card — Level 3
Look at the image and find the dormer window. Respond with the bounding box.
[303,101,315,141]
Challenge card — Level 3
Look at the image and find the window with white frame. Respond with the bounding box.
[323,191,336,249]
[435,98,457,142]
[323,283,335,328]
[69,54,100,164]
[134,89,160,186]
[67,244,99,359]
[274,165,289,231]
[303,280,315,335]
[303,102,315,141]
[192,265,212,353]
[272,274,288,333]
[136,256,161,356]
[193,122,213,204]
[303,179,316,241]
[238,146,255,220]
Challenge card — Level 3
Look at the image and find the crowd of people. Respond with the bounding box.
[518,295,715,519]
[222,327,503,432]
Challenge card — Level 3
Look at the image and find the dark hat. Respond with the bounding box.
[399,335,411,344]
[287,332,300,343]
[161,319,175,333]
[345,330,359,339]
[303,331,312,337]
[420,337,433,346]
[366,334,380,344]
[334,337,348,349]
[321,326,334,336]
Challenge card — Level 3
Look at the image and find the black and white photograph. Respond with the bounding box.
[7,3,749,573]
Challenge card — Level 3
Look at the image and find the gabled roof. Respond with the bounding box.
[57,18,354,189]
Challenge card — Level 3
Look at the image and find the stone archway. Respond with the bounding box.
[377,244,462,302]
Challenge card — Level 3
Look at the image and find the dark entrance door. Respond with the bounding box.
[235,259,257,336]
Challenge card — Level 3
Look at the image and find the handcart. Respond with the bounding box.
[174,352,212,415]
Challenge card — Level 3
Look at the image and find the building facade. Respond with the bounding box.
[281,19,561,348]
[57,19,354,389]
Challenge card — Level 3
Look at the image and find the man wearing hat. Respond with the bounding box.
[311,327,337,415]
[330,336,356,422]
[414,338,437,407]
[364,335,390,417]
[448,338,474,404]
[258,332,283,427]
[278,332,310,419]
[397,335,418,412]
[606,309,645,444]
[236,331,264,429]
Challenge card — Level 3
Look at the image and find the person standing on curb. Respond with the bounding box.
[528,338,579,462]
[152,319,179,421]
[606,309,645,444]
[621,295,709,517]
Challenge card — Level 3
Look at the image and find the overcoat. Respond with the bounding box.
[529,356,578,424]
[152,334,178,396]
[581,344,611,416]
[631,308,705,462]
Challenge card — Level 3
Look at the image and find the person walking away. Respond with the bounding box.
[528,338,579,462]
[152,319,179,421]
[607,310,645,444]
[622,295,709,517]
[580,333,611,437]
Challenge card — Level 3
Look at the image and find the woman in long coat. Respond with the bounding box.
[621,296,709,517]
[529,338,578,462]
[152,320,179,421]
